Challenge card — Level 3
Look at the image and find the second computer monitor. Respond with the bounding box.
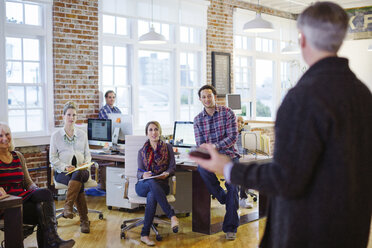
[87,118,112,146]
[173,121,196,148]
[108,113,133,144]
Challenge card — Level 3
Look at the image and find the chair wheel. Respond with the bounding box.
[154,223,158,227]
[99,213,104,220]
[121,224,127,229]
[156,235,162,241]
[108,206,112,210]
[120,232,126,239]
[185,213,190,217]
[253,197,257,202]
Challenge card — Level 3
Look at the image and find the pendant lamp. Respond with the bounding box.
[281,41,300,54]
[139,0,166,44]
[243,0,274,33]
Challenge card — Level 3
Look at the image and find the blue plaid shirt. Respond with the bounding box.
[98,104,121,119]
[193,105,239,159]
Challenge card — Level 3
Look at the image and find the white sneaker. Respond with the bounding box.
[239,198,253,209]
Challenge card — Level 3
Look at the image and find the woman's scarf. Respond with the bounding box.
[141,140,169,175]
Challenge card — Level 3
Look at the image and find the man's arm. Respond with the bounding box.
[214,109,238,150]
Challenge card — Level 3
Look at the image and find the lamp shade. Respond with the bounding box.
[139,26,166,44]
[368,43,372,51]
[281,42,300,54]
[243,13,274,33]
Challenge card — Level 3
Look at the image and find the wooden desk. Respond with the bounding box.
[179,156,271,235]
[0,195,23,248]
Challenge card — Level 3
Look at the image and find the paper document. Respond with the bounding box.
[66,162,94,175]
[139,174,163,181]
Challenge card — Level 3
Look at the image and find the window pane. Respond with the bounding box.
[8,110,26,132]
[188,53,195,70]
[180,26,188,43]
[180,53,187,66]
[116,17,127,35]
[6,37,22,60]
[23,39,40,61]
[235,36,242,49]
[6,2,23,24]
[115,87,130,115]
[114,47,126,66]
[6,62,22,83]
[24,62,40,83]
[102,15,115,34]
[27,109,43,131]
[8,86,25,108]
[102,46,113,65]
[102,66,113,85]
[256,59,273,118]
[26,86,43,107]
[138,50,170,126]
[114,67,127,85]
[161,23,169,40]
[25,4,41,26]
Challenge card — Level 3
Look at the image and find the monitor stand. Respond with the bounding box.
[112,127,120,146]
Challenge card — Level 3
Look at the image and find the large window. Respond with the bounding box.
[1,0,53,137]
[100,0,207,132]
[233,9,303,121]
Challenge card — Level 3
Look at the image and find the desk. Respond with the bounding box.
[179,156,271,235]
[0,195,23,248]
[91,153,125,190]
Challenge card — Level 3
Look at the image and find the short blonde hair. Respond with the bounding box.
[0,122,15,152]
[63,101,77,115]
[145,121,162,137]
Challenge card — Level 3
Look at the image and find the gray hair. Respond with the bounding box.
[63,101,77,115]
[297,2,348,53]
[0,122,15,152]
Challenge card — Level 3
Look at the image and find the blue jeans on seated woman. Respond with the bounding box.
[135,179,175,237]
[55,170,89,193]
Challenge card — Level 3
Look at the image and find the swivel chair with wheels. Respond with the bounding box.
[50,162,104,221]
[120,135,176,242]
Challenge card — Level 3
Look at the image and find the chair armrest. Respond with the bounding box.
[50,165,55,186]
[171,176,176,195]
[123,177,129,199]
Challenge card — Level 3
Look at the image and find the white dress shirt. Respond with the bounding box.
[50,128,91,173]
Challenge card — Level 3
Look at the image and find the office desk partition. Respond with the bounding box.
[0,195,23,248]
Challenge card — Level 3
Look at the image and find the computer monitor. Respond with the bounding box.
[87,119,112,146]
[172,121,196,148]
[108,113,133,145]
[226,94,242,114]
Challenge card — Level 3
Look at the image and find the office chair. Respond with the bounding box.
[120,136,176,241]
[50,162,104,221]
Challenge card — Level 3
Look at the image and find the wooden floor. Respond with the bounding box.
[4,195,372,248]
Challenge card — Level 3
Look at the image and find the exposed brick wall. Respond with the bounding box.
[53,0,100,126]
[15,145,49,188]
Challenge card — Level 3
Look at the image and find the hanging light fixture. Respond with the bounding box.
[139,0,166,44]
[243,0,274,33]
[281,41,300,54]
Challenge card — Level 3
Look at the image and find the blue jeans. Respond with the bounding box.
[135,179,175,236]
[197,157,239,233]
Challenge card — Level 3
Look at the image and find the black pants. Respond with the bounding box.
[55,170,89,193]
[23,188,53,225]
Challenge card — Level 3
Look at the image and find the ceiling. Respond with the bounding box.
[242,0,372,14]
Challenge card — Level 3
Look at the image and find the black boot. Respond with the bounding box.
[36,201,75,248]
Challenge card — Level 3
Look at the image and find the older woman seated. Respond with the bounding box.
[0,122,75,248]
[136,121,179,246]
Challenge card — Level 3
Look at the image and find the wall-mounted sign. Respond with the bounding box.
[212,52,231,96]
[346,6,372,33]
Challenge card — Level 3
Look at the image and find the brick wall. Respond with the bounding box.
[53,0,99,126]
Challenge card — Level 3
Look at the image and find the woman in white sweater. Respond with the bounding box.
[50,101,91,233]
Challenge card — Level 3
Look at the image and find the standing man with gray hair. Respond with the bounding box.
[190,2,372,247]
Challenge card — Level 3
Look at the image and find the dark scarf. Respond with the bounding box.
[141,140,169,175]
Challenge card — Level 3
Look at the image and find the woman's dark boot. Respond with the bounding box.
[75,192,90,233]
[36,201,75,248]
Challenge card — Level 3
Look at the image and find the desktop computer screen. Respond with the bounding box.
[87,118,112,146]
[226,94,242,114]
[108,114,133,144]
[172,121,196,148]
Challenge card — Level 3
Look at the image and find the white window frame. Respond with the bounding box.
[0,0,53,146]
[99,6,207,135]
